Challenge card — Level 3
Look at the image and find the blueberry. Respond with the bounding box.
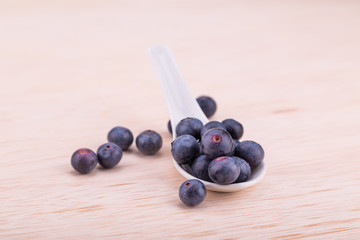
[222,119,244,140]
[71,148,98,174]
[179,179,207,207]
[235,140,264,167]
[208,156,240,185]
[201,128,233,158]
[196,96,217,118]
[233,157,251,183]
[191,155,212,182]
[97,142,123,168]
[200,121,226,137]
[107,126,133,151]
[171,135,200,165]
[167,120,172,134]
[175,117,203,139]
[227,139,240,156]
[136,130,162,155]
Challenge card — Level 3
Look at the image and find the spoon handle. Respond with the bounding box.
[148,45,208,139]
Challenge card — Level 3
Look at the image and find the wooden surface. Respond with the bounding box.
[1,1,360,239]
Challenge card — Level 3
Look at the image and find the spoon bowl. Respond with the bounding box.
[148,45,266,192]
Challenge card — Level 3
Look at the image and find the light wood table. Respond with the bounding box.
[1,1,359,239]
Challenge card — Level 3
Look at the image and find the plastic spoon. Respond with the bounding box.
[148,45,266,192]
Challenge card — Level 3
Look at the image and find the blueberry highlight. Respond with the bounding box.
[71,148,98,174]
[136,130,163,155]
[97,142,123,168]
[179,179,207,207]
[107,126,133,151]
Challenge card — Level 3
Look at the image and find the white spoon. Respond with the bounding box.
[148,45,266,192]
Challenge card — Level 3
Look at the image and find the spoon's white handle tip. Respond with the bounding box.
[148,45,170,57]
[148,45,208,138]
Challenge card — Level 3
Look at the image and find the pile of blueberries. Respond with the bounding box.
[71,127,163,174]
[170,97,264,207]
[70,95,264,208]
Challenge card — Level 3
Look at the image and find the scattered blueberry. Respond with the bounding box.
[191,155,213,182]
[196,96,217,118]
[233,157,251,183]
[107,126,133,151]
[71,148,98,174]
[175,117,203,139]
[236,140,264,167]
[179,179,207,207]
[222,118,244,140]
[201,128,233,158]
[200,121,226,137]
[171,135,200,165]
[136,130,162,155]
[208,156,240,184]
[97,142,123,168]
[167,120,172,134]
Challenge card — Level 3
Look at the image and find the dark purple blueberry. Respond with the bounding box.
[107,126,133,151]
[171,135,200,165]
[233,157,251,183]
[97,142,123,168]
[167,120,172,134]
[191,155,212,182]
[222,118,244,140]
[196,96,217,118]
[201,128,233,158]
[236,140,264,167]
[179,179,207,207]
[135,130,162,155]
[175,117,203,139]
[200,121,226,137]
[71,148,98,174]
[208,156,240,185]
[227,139,240,156]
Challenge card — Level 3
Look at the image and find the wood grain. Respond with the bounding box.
[1,0,360,239]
